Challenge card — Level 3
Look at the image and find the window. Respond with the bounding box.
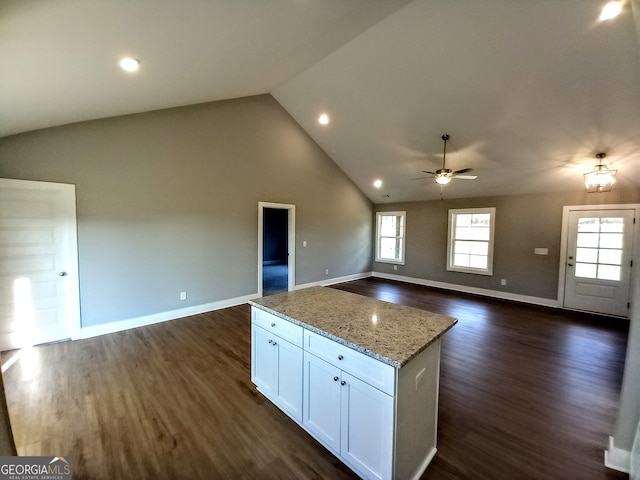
[575,217,624,281]
[447,208,495,275]
[375,211,406,264]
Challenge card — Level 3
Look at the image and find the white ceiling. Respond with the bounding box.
[2,0,639,203]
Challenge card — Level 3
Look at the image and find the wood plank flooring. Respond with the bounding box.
[1,277,630,479]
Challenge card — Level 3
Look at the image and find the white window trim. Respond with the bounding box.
[447,207,495,276]
[375,211,406,265]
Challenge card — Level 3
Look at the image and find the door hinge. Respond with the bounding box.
[628,302,631,309]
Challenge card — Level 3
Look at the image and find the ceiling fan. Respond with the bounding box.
[422,134,477,185]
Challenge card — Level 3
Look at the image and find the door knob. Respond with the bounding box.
[59,271,68,276]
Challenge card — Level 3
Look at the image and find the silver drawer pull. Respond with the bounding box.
[341,381,346,386]
[271,323,276,327]
[333,376,339,382]
[338,355,344,360]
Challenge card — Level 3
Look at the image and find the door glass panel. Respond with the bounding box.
[574,217,624,281]
[576,247,598,263]
[575,263,597,278]
[578,218,600,232]
[598,249,622,265]
[600,233,623,249]
[577,233,599,248]
[600,218,624,232]
[598,265,621,281]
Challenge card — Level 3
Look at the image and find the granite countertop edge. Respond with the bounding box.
[248,298,456,368]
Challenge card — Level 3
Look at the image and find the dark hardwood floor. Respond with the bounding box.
[1,277,630,479]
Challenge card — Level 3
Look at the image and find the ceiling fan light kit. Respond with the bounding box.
[435,175,452,185]
[421,134,477,186]
[584,152,616,193]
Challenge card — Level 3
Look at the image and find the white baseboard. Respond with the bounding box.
[605,436,631,473]
[372,272,560,308]
[75,292,260,340]
[73,270,560,342]
[294,271,373,290]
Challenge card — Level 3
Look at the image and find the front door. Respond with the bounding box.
[563,209,634,317]
[0,178,80,350]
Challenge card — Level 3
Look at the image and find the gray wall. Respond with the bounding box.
[374,189,640,299]
[0,95,373,327]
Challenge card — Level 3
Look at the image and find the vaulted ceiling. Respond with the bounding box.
[2,0,639,202]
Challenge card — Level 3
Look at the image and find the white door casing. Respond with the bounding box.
[0,178,80,350]
[560,205,637,318]
[258,202,295,296]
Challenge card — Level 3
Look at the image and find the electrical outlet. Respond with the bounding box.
[325,269,329,275]
[393,265,398,271]
[180,291,187,300]
[500,279,507,286]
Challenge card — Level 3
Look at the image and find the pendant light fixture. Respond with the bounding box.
[584,153,616,193]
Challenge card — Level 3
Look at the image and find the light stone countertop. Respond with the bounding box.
[249,286,457,368]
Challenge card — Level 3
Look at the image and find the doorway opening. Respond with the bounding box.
[258,202,295,297]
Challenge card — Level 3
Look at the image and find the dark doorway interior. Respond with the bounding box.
[263,208,288,296]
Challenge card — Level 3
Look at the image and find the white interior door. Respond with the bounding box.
[563,209,634,317]
[0,178,80,350]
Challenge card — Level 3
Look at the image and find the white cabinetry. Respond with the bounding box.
[251,308,303,422]
[304,349,393,480]
[251,306,443,480]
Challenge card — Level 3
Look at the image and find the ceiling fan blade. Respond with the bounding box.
[422,171,438,175]
[410,176,434,180]
[452,175,478,180]
[453,168,473,174]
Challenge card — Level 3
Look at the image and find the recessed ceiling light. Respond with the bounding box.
[318,113,330,125]
[599,1,623,21]
[373,179,382,188]
[119,57,140,72]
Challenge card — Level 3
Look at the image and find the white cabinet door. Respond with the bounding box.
[275,336,303,422]
[341,372,394,480]
[303,352,342,453]
[252,323,303,422]
[252,324,275,398]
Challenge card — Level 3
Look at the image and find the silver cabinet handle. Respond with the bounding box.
[59,271,68,276]
[341,381,346,386]
[338,355,344,360]
[271,323,276,327]
[333,376,339,381]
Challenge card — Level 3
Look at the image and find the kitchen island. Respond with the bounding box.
[249,286,457,480]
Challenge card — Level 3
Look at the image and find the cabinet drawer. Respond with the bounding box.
[252,307,303,347]
[304,330,395,396]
